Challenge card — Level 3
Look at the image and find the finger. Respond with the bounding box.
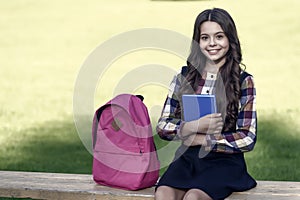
[216,121,224,127]
[204,113,221,119]
[210,119,223,126]
[207,124,223,134]
[213,118,223,125]
[207,130,220,135]
[210,113,222,118]
[214,128,223,134]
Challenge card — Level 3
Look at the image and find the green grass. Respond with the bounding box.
[0,117,92,173]
[245,111,300,181]
[0,1,300,199]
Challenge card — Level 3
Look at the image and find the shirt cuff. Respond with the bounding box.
[175,121,187,140]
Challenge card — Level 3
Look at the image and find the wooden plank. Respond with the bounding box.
[227,181,300,200]
[0,171,154,200]
[0,171,300,200]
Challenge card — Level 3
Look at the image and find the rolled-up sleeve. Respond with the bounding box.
[205,75,257,153]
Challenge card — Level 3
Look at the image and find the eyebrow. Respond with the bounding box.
[200,31,225,36]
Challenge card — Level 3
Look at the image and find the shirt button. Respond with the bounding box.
[206,90,209,94]
[211,75,214,78]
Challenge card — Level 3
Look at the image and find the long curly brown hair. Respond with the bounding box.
[179,8,244,132]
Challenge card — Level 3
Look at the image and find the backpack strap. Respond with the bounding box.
[239,71,251,85]
[181,66,188,77]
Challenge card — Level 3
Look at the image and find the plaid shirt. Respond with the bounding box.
[156,69,257,153]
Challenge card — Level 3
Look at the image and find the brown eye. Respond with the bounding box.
[201,36,208,41]
[216,34,224,39]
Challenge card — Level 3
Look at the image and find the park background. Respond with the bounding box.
[0,0,299,192]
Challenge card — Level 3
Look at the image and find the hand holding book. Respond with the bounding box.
[180,113,223,146]
[196,113,223,134]
[181,113,223,135]
[179,95,223,143]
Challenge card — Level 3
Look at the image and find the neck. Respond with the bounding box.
[204,61,220,74]
[205,57,226,71]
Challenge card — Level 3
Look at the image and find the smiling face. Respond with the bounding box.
[199,21,229,68]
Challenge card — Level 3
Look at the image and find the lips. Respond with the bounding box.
[207,49,221,55]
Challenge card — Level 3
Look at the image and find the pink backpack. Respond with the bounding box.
[92,94,160,190]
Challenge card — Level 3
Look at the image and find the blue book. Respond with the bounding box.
[182,94,217,121]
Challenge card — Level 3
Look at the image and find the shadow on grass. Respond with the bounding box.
[244,113,300,181]
[0,118,92,174]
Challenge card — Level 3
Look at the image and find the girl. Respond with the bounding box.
[155,8,257,200]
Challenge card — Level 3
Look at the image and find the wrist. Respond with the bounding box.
[180,121,197,137]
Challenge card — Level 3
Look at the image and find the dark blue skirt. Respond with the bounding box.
[156,145,256,200]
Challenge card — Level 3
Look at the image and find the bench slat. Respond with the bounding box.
[0,171,153,200]
[0,171,299,200]
[229,181,300,199]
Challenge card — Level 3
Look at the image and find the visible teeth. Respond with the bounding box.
[209,50,217,53]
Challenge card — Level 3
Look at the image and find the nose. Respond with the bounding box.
[209,37,216,46]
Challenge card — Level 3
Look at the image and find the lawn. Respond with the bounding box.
[0,0,299,195]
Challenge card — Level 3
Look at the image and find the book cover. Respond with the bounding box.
[182,94,217,121]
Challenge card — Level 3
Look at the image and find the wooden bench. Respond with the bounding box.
[0,171,299,200]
